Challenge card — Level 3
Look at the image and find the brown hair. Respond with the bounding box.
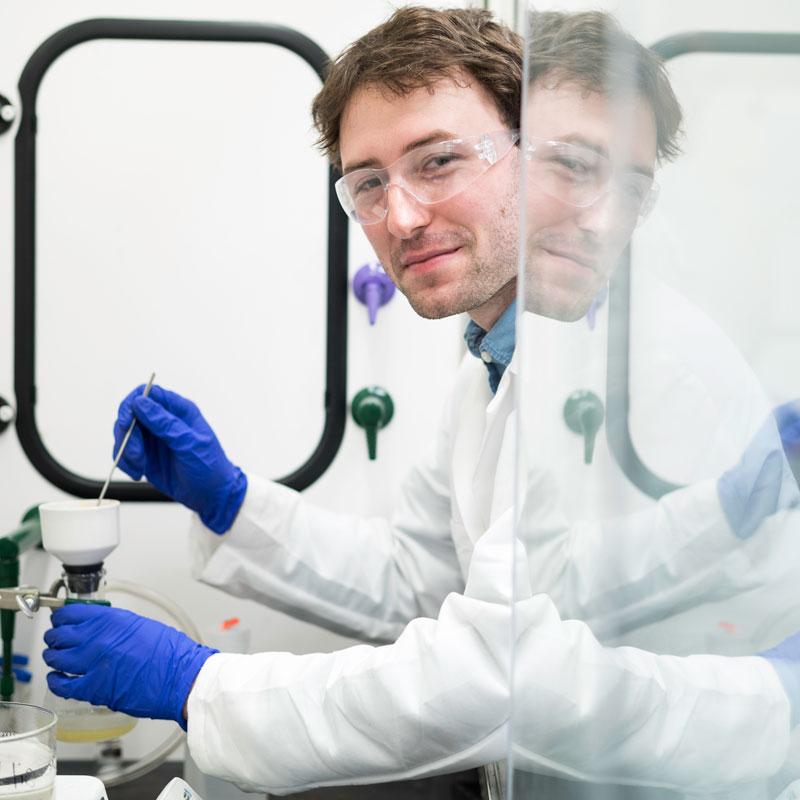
[528,10,683,162]
[311,6,682,168]
[311,6,522,169]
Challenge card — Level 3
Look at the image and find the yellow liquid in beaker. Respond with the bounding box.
[56,719,137,743]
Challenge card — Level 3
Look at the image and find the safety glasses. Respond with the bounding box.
[525,137,659,226]
[335,130,520,225]
[335,129,659,227]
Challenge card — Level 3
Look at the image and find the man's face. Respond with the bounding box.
[338,75,519,326]
[524,82,658,321]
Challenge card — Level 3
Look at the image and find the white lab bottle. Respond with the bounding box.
[183,618,263,798]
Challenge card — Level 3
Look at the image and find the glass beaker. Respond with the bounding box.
[0,702,56,799]
[44,575,138,742]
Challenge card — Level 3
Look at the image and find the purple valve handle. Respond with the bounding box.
[353,263,396,325]
[585,283,609,331]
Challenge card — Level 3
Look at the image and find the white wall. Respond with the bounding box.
[0,0,469,762]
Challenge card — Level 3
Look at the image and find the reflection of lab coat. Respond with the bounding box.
[514,272,800,660]
[186,298,790,794]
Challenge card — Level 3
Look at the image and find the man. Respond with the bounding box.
[43,7,800,796]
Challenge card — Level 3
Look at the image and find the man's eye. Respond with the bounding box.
[353,175,383,195]
[554,156,592,176]
[619,176,648,202]
[421,153,460,173]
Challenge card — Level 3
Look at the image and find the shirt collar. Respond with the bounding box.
[464,299,517,393]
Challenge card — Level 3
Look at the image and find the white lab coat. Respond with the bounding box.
[185,289,792,795]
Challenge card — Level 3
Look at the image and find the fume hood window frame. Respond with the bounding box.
[14,17,349,501]
[606,31,800,499]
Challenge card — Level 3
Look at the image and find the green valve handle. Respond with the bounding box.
[351,387,394,460]
[563,390,605,465]
[64,598,111,606]
[0,505,41,701]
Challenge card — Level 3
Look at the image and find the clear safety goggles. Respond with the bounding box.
[525,136,659,226]
[335,129,659,227]
[335,129,520,225]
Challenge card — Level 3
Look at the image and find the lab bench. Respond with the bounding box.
[58,762,482,800]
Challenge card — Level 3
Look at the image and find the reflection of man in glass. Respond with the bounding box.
[43,7,800,797]
[522,40,669,321]
[513,12,800,640]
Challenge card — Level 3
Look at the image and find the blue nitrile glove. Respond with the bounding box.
[717,400,800,539]
[759,631,800,728]
[114,384,248,533]
[43,604,217,730]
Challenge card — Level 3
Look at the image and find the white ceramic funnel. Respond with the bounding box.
[39,499,120,567]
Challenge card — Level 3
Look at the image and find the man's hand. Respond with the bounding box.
[115,385,247,534]
[43,604,217,730]
[717,400,800,539]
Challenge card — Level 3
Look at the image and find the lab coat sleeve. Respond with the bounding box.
[186,519,790,795]
[522,475,763,638]
[188,432,463,643]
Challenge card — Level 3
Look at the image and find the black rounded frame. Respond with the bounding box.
[14,18,348,500]
[606,31,800,498]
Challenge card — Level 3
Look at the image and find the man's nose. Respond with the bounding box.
[384,184,432,239]
[574,190,620,238]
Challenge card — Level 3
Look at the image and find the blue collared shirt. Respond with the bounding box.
[464,299,516,394]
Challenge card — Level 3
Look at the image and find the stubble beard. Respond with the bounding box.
[523,256,598,321]
[392,204,520,321]
[523,234,608,322]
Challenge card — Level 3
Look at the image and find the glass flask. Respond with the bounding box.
[0,702,56,799]
[43,568,137,744]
